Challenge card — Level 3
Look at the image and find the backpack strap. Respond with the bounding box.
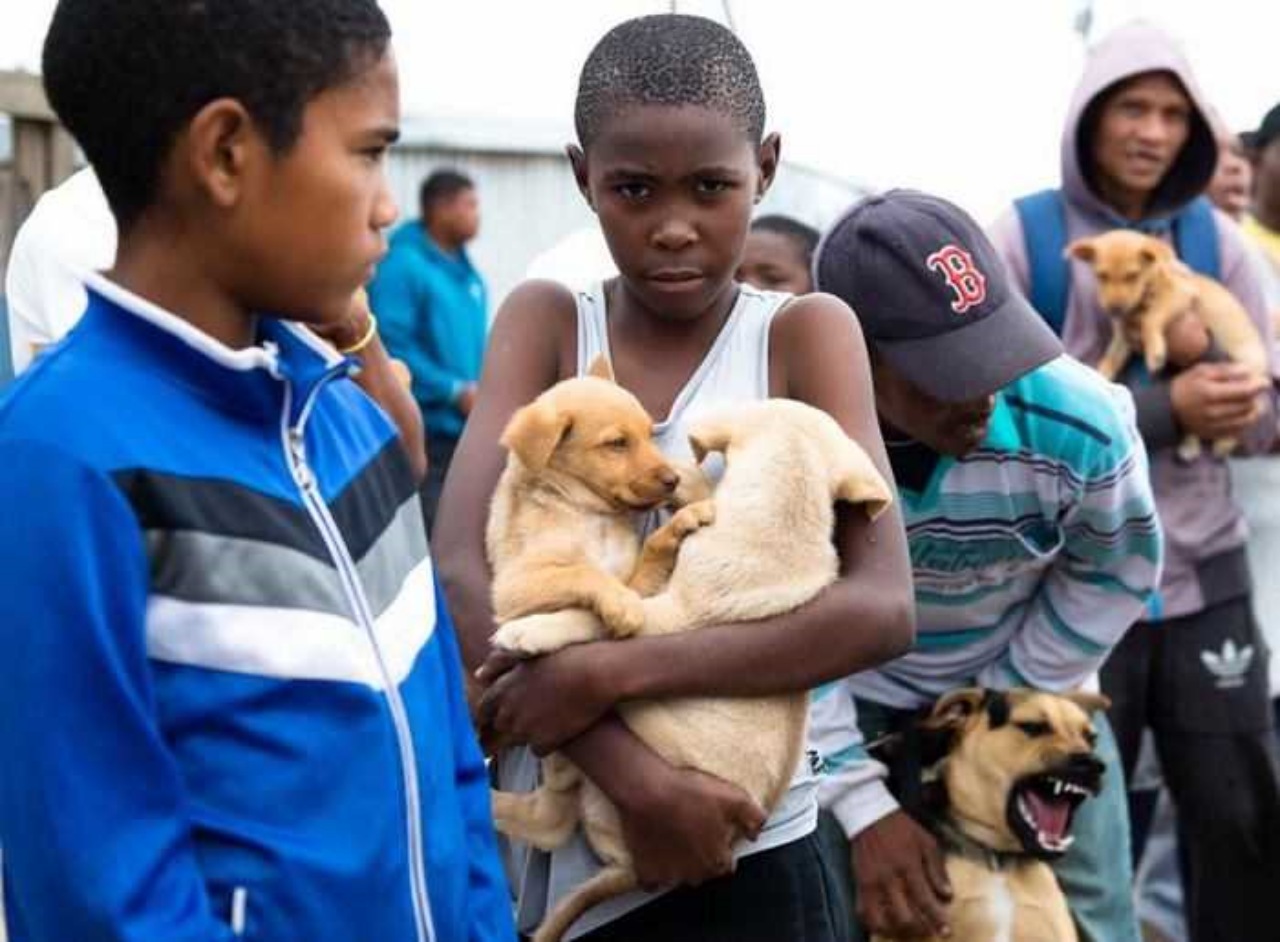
[1172,196,1222,281]
[1014,189,1070,336]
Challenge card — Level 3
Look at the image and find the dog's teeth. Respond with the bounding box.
[1053,780,1064,797]
[1059,835,1076,850]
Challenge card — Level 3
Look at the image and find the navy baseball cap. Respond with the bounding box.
[814,189,1062,403]
[1242,102,1280,151]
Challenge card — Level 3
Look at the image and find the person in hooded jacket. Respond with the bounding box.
[990,21,1280,941]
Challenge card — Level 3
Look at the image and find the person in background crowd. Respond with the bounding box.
[737,214,819,294]
[369,168,487,533]
[990,21,1280,941]
[1243,103,1280,279]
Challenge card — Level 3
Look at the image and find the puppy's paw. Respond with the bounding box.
[491,618,553,656]
[671,499,716,538]
[1211,436,1239,458]
[599,589,645,638]
[1145,349,1168,374]
[1176,434,1204,463]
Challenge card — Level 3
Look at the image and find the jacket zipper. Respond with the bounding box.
[279,378,436,942]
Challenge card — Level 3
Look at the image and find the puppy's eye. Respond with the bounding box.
[604,437,629,451]
[1015,721,1052,737]
[1084,728,1098,747]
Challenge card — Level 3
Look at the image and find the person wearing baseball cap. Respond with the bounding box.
[1244,102,1280,277]
[809,190,1162,942]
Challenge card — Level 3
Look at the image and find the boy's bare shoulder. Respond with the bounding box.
[493,278,579,333]
[769,291,866,357]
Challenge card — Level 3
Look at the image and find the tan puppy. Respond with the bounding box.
[872,688,1109,942]
[1068,229,1267,460]
[486,356,714,640]
[490,399,894,942]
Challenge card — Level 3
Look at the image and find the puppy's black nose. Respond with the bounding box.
[659,468,679,491]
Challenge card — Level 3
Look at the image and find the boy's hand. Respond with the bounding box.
[852,810,952,939]
[476,642,621,755]
[615,759,765,891]
[312,287,374,352]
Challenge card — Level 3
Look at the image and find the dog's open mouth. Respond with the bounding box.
[1007,769,1099,859]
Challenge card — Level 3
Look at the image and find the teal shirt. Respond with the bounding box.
[368,221,487,440]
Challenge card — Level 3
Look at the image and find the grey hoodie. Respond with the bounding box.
[990,20,1277,620]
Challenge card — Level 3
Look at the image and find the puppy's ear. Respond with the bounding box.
[1138,239,1175,266]
[1064,691,1111,715]
[1065,238,1097,263]
[500,400,572,471]
[688,419,734,464]
[586,355,615,382]
[926,687,986,729]
[831,437,894,520]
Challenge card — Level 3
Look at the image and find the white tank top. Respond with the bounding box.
[502,282,820,937]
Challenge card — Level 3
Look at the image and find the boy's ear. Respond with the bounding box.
[755,132,781,204]
[500,400,572,471]
[184,97,258,210]
[567,144,594,211]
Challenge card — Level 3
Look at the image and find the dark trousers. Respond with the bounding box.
[1102,596,1280,942]
[575,834,847,942]
[421,434,457,539]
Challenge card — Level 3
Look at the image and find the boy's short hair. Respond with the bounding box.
[574,14,765,149]
[752,215,820,263]
[42,0,391,229]
[419,169,475,218]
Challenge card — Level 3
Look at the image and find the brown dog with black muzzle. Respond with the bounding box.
[871,688,1109,942]
[1067,229,1268,460]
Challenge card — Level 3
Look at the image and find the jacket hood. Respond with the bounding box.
[1062,20,1218,222]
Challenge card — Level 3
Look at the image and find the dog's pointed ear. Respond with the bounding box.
[831,437,894,520]
[1064,691,1111,715]
[500,399,572,470]
[586,355,615,382]
[688,418,734,464]
[926,688,986,730]
[1065,238,1097,263]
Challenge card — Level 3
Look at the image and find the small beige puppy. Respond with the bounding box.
[490,398,894,942]
[1068,229,1268,459]
[487,357,714,641]
[872,688,1109,942]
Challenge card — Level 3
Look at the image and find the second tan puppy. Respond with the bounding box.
[871,688,1109,942]
[1068,229,1267,459]
[490,399,894,942]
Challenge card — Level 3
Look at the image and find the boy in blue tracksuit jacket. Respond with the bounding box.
[0,2,514,941]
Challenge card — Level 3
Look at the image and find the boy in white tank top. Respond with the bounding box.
[434,14,915,941]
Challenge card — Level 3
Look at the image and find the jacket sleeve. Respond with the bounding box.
[809,682,900,840]
[0,440,234,942]
[1217,213,1280,455]
[978,391,1163,690]
[368,256,470,408]
[433,576,517,942]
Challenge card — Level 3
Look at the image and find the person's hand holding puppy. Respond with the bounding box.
[852,810,953,939]
[1171,361,1270,443]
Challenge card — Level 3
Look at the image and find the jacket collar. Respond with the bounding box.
[83,272,356,424]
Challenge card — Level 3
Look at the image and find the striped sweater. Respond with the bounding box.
[811,355,1161,838]
[0,275,513,942]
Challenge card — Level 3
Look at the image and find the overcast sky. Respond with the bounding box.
[3,0,1278,221]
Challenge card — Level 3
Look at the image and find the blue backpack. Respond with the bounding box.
[1013,189,1221,337]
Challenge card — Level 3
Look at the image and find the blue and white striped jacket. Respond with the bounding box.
[811,355,1162,838]
[0,275,513,942]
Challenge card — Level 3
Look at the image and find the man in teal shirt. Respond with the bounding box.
[369,169,487,531]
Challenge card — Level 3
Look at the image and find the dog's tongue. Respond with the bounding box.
[1026,791,1071,840]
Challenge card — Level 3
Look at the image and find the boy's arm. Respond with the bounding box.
[1216,216,1279,454]
[432,576,518,942]
[368,257,472,409]
[434,281,765,890]
[476,294,916,753]
[809,682,898,837]
[978,389,1162,690]
[0,441,235,941]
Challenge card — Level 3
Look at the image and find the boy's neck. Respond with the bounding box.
[424,219,463,255]
[111,219,259,350]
